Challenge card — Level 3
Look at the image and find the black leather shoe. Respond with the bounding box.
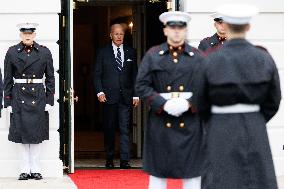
[105,160,114,169]
[30,173,43,180]
[18,173,30,180]
[120,161,131,169]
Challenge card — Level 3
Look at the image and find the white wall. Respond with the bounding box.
[0,0,62,177]
[180,0,284,176]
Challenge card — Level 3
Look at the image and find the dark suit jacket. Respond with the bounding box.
[94,43,137,105]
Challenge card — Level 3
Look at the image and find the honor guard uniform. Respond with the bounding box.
[197,4,281,189]
[3,23,55,180]
[136,11,204,189]
[198,13,227,52]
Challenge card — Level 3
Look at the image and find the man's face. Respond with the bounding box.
[163,25,187,45]
[214,21,226,35]
[20,32,36,46]
[110,26,125,47]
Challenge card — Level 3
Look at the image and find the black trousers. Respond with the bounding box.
[103,100,131,161]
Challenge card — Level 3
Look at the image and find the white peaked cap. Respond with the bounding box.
[210,12,222,20]
[216,4,259,25]
[17,23,39,31]
[159,11,191,25]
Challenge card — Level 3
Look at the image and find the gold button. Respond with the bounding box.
[167,86,171,91]
[22,74,25,77]
[22,87,25,90]
[173,59,178,63]
[33,75,36,78]
[32,88,35,91]
[166,123,171,128]
[169,46,173,50]
[179,85,184,91]
[180,123,185,128]
[32,101,35,105]
[173,52,178,57]
[178,46,182,50]
[21,101,24,104]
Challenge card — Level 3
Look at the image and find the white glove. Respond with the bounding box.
[45,104,52,112]
[7,106,12,113]
[164,99,180,117]
[164,98,190,117]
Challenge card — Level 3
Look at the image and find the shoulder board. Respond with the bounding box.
[148,45,160,54]
[191,47,206,57]
[203,44,222,56]
[255,45,268,52]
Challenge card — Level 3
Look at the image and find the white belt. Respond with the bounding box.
[211,103,260,114]
[160,92,193,100]
[14,79,43,84]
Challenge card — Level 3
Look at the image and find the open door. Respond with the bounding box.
[59,0,171,171]
[60,0,76,173]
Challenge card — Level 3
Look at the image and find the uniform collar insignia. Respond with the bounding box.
[17,41,40,52]
[159,50,164,55]
[159,43,170,55]
[159,42,194,57]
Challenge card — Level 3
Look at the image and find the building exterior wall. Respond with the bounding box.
[0,0,62,177]
[180,0,284,176]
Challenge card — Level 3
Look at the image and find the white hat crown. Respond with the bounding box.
[159,11,191,25]
[17,23,39,29]
[216,4,259,25]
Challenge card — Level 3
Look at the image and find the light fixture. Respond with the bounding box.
[129,22,134,34]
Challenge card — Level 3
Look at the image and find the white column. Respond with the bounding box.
[0,0,63,177]
[180,0,284,176]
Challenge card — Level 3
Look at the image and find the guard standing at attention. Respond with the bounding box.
[4,23,55,180]
[136,11,205,189]
[197,4,281,189]
[198,13,227,52]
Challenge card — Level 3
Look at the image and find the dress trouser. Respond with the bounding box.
[103,97,131,161]
[20,144,41,173]
[148,175,201,189]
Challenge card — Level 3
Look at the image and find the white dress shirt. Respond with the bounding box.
[112,42,124,66]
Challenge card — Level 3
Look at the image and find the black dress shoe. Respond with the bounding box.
[30,173,43,180]
[120,161,131,169]
[18,173,30,180]
[105,160,114,169]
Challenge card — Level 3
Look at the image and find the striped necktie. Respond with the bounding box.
[116,47,123,71]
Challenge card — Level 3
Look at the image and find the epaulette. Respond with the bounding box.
[40,45,47,48]
[192,47,206,57]
[255,45,268,52]
[147,45,160,54]
[203,44,222,56]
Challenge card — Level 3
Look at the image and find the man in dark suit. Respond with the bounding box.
[198,13,227,52]
[94,23,139,169]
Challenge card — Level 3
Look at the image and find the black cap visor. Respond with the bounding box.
[20,28,36,33]
[214,18,223,22]
[166,21,187,27]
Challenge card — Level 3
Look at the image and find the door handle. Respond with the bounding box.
[63,88,79,104]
